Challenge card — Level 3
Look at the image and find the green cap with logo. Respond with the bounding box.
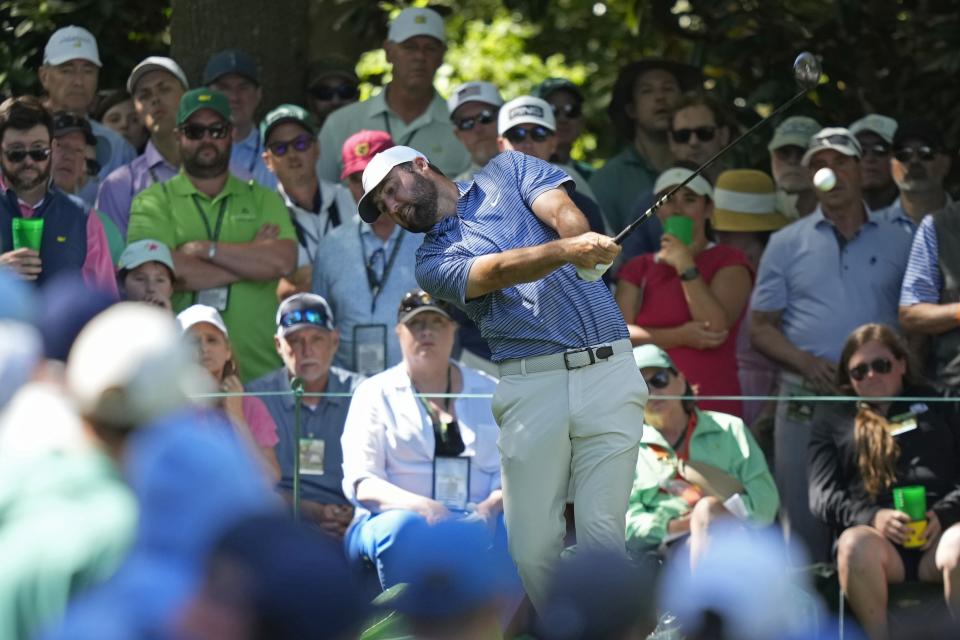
[177,88,232,126]
[259,104,316,143]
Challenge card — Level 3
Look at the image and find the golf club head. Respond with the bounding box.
[793,52,821,91]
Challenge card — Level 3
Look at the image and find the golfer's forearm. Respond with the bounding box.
[899,303,960,335]
[466,241,568,298]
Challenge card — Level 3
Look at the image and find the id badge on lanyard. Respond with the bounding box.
[433,456,471,511]
[193,196,230,311]
[353,324,388,375]
[299,438,326,476]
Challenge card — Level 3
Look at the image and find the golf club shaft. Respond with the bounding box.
[613,87,811,245]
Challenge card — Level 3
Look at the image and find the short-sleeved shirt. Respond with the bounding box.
[230,127,277,190]
[311,218,419,372]
[246,365,364,504]
[317,88,470,183]
[340,360,502,506]
[751,205,913,362]
[900,214,941,306]
[619,244,753,416]
[95,140,178,238]
[416,151,629,361]
[127,171,296,382]
[588,145,657,234]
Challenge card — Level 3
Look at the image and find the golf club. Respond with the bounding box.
[613,51,822,245]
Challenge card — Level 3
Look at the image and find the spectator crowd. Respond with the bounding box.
[1,8,960,640]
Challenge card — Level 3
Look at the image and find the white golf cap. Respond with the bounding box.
[176,304,229,337]
[127,56,189,94]
[67,303,211,428]
[447,81,504,116]
[849,114,898,145]
[387,7,445,44]
[802,127,862,167]
[498,96,555,135]
[653,167,713,199]
[117,239,175,273]
[357,145,427,223]
[43,25,101,67]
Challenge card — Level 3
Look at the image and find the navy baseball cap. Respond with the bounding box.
[203,48,260,86]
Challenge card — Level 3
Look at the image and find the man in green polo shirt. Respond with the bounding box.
[316,7,469,182]
[127,89,297,382]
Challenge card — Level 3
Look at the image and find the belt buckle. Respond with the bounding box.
[563,347,594,370]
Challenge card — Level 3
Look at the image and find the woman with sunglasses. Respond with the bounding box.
[177,304,281,482]
[616,165,753,417]
[626,344,778,568]
[808,323,960,639]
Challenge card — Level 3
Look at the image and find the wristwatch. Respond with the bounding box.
[207,242,217,260]
[679,265,700,282]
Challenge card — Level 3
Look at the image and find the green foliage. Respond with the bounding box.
[0,0,170,98]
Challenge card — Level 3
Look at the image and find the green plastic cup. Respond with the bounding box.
[663,215,694,246]
[12,218,44,251]
[893,485,927,520]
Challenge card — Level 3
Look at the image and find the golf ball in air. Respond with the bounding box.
[814,167,837,192]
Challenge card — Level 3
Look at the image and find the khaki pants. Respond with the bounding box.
[492,350,647,611]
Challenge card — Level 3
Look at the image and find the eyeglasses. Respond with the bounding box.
[180,122,231,141]
[504,125,552,144]
[861,142,891,158]
[309,84,359,101]
[268,133,314,156]
[671,127,716,144]
[894,145,937,163]
[551,103,582,119]
[643,369,672,390]
[279,308,331,331]
[848,357,893,382]
[453,109,497,131]
[2,147,51,163]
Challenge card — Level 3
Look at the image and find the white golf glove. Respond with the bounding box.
[575,262,612,282]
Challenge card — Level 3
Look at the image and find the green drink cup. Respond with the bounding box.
[12,218,44,251]
[893,485,927,548]
[662,215,694,246]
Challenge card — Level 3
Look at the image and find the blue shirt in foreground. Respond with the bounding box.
[900,214,941,306]
[751,205,912,362]
[416,151,629,362]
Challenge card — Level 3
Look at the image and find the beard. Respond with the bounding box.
[401,172,440,233]
[3,160,51,194]
[182,142,230,179]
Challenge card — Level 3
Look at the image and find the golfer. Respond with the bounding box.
[356,145,648,610]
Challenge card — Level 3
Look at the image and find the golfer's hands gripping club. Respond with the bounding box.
[564,232,619,281]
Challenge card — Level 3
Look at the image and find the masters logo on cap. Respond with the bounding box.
[177,88,232,126]
[387,7,446,44]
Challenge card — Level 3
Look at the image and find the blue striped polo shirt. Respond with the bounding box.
[415,151,629,361]
[900,214,941,306]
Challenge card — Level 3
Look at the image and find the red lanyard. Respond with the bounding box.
[674,412,698,462]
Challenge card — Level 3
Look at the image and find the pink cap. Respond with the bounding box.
[341,130,395,180]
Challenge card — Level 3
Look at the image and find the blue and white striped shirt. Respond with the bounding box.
[900,214,941,306]
[416,151,629,361]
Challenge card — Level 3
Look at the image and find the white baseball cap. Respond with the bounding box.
[176,304,228,337]
[67,303,211,428]
[127,56,189,94]
[801,127,863,167]
[447,81,504,116]
[43,25,101,67]
[849,114,898,145]
[498,96,555,135]
[653,167,713,199]
[118,239,175,274]
[387,7,445,44]
[357,145,427,223]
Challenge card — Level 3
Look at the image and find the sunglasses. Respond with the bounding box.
[671,126,716,144]
[279,308,331,331]
[643,369,672,390]
[53,112,89,131]
[2,147,51,163]
[453,109,497,131]
[504,125,552,144]
[848,357,893,382]
[398,289,448,316]
[309,84,359,101]
[180,122,231,141]
[551,103,582,119]
[894,145,937,163]
[268,133,314,157]
[861,142,891,158]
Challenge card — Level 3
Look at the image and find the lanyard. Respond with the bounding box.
[191,194,228,242]
[673,411,698,462]
[381,112,419,148]
[247,132,261,174]
[289,189,336,265]
[360,224,404,312]
[414,366,465,457]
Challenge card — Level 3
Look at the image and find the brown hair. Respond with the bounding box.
[669,92,735,134]
[0,95,54,141]
[837,323,921,498]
